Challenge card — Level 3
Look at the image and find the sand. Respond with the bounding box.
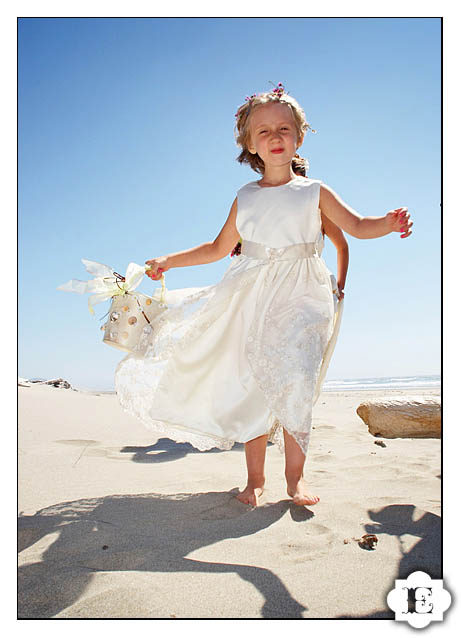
[18,384,441,620]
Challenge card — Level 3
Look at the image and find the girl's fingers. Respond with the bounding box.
[400,221,414,232]
[401,230,412,238]
[146,269,163,280]
[395,208,413,236]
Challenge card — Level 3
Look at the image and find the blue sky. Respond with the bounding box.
[18,17,441,391]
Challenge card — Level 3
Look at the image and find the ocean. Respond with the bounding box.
[322,374,441,392]
[24,374,441,394]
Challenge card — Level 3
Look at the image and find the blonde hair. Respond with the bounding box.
[234,89,316,176]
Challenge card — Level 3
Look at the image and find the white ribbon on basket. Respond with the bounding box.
[57,258,164,315]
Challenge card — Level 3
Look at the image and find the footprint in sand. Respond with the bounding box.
[55,440,130,461]
[280,522,336,561]
[313,423,336,430]
[312,453,335,462]
[55,439,100,446]
[188,491,256,520]
[404,461,432,472]
[197,501,251,520]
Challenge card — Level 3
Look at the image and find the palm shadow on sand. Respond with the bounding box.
[336,503,441,619]
[18,489,313,619]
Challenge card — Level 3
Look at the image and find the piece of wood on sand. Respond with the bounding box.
[356,396,441,439]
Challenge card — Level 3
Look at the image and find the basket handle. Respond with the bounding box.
[156,271,167,307]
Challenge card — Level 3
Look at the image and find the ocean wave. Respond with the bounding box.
[323,375,440,391]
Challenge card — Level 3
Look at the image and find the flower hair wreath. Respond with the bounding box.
[234,81,286,119]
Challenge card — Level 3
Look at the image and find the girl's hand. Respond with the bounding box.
[386,207,413,238]
[337,285,345,301]
[145,256,169,280]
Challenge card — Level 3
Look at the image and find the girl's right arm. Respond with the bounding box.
[146,197,240,280]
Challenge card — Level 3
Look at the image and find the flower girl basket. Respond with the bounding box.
[57,259,168,353]
[101,275,167,353]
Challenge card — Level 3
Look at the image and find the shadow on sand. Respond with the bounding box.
[18,488,315,619]
[336,503,441,619]
[119,436,246,464]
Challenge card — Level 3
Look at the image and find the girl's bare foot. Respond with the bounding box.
[286,477,320,506]
[236,482,265,507]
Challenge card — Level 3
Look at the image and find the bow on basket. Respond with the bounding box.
[57,258,166,315]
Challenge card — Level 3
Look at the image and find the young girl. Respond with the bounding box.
[115,84,412,508]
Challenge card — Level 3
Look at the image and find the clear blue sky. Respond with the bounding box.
[18,17,441,391]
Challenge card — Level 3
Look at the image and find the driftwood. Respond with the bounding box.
[18,377,73,390]
[356,396,441,439]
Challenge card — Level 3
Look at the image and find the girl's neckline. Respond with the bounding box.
[254,176,304,189]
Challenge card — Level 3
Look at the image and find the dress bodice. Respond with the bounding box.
[236,176,323,249]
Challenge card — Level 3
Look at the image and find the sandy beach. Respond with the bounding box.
[18,384,441,619]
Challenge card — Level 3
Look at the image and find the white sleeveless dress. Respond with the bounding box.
[115,176,343,455]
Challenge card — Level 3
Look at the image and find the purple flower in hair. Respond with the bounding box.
[235,84,287,119]
[272,82,285,97]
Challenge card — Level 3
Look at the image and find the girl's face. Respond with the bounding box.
[247,102,302,168]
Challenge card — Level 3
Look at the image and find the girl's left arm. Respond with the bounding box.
[321,213,348,300]
[319,184,413,240]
